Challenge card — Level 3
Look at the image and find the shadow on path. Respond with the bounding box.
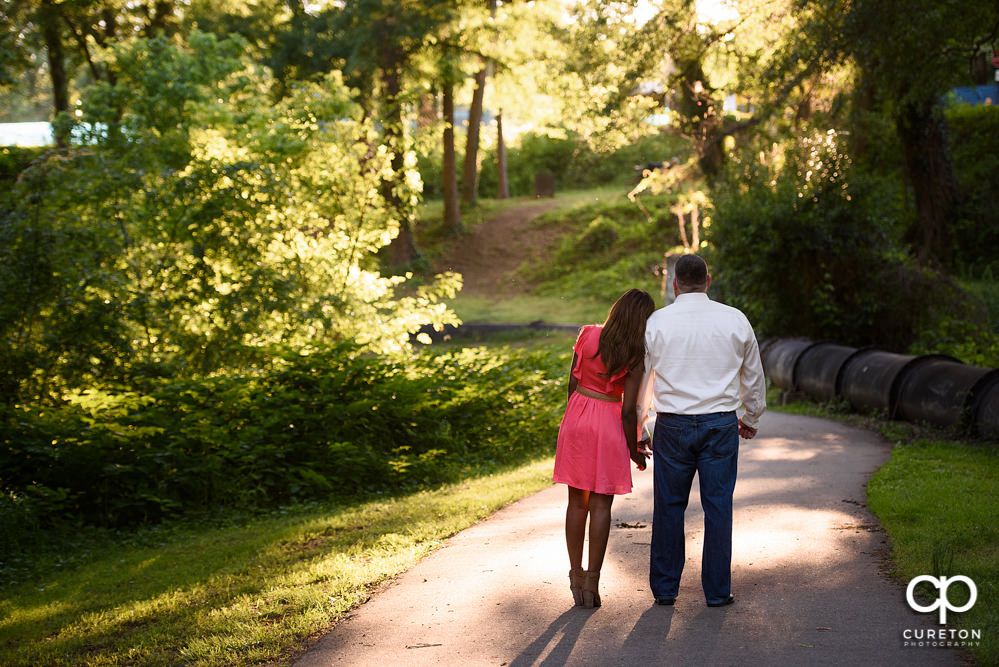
[295,412,968,666]
[509,608,596,667]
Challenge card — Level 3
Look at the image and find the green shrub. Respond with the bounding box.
[518,194,680,303]
[0,146,45,184]
[0,343,567,534]
[707,129,980,350]
[947,104,999,275]
[474,130,689,199]
[0,35,457,404]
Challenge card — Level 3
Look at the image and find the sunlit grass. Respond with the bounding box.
[447,293,608,324]
[867,436,999,665]
[0,459,556,666]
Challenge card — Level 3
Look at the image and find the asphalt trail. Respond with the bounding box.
[297,411,969,666]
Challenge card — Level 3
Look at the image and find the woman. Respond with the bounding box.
[553,288,656,609]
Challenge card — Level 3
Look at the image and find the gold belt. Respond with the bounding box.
[575,386,622,402]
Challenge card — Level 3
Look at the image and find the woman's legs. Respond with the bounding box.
[581,492,614,608]
[565,486,590,571]
[586,492,614,573]
[565,487,616,571]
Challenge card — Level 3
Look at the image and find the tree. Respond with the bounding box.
[496,107,509,198]
[793,0,999,266]
[323,0,461,266]
[441,61,462,231]
[461,63,487,204]
[38,0,69,145]
[0,33,460,402]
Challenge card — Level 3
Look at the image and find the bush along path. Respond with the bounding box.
[296,412,974,666]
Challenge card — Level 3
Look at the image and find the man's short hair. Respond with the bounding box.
[675,254,708,291]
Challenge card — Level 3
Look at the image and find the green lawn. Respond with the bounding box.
[867,435,999,664]
[0,459,556,666]
[446,293,608,324]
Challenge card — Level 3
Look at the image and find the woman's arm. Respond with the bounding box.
[566,352,579,403]
[621,361,651,470]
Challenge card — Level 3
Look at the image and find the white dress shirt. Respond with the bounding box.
[640,292,766,430]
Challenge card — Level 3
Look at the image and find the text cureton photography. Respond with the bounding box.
[902,574,983,649]
[902,628,982,649]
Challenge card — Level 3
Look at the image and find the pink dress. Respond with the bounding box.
[552,325,635,495]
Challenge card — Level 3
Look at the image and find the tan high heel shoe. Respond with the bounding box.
[582,570,601,608]
[569,567,585,606]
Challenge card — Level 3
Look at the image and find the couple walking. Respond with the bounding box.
[552,253,767,609]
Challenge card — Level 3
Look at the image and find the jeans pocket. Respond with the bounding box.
[656,422,695,462]
[704,420,738,459]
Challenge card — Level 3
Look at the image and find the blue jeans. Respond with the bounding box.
[650,412,739,604]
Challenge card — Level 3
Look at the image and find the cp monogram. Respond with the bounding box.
[906,575,978,624]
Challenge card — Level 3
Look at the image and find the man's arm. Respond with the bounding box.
[739,333,767,434]
[637,347,656,441]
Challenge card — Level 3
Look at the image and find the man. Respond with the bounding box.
[640,253,766,607]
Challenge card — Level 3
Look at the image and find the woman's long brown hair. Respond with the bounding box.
[596,288,656,377]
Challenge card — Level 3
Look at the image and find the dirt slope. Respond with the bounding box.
[434,200,563,297]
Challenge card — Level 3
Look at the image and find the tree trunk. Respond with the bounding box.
[496,108,509,199]
[461,65,488,205]
[442,79,462,232]
[380,49,417,266]
[895,99,959,266]
[39,0,69,147]
[673,205,689,250]
[676,61,725,178]
[145,1,175,37]
[417,89,438,129]
[690,204,700,249]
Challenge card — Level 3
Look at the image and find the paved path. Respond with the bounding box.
[297,412,969,666]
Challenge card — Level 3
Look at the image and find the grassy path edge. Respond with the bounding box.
[773,399,999,664]
[0,459,557,666]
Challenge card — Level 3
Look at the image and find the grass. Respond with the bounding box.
[419,184,663,325]
[447,293,609,324]
[867,433,999,665]
[772,390,999,665]
[415,185,629,271]
[0,458,557,666]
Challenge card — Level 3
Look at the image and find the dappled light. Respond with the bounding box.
[2,0,998,664]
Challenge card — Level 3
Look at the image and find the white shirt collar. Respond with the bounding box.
[674,292,709,302]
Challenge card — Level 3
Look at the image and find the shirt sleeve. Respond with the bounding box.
[638,329,656,439]
[739,331,767,430]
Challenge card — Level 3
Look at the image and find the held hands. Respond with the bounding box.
[631,438,652,471]
[738,419,758,440]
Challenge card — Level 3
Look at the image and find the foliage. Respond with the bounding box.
[706,128,981,349]
[0,33,458,403]
[0,146,44,182]
[0,343,567,534]
[474,131,688,199]
[518,194,680,304]
[0,459,556,667]
[909,317,999,369]
[788,0,999,265]
[948,103,999,276]
[867,436,999,665]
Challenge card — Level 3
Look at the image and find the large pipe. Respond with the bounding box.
[838,349,916,413]
[892,357,999,428]
[794,343,859,402]
[762,338,814,390]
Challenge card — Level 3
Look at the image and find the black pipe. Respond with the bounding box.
[794,343,858,401]
[762,339,814,390]
[892,357,998,428]
[839,349,916,413]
